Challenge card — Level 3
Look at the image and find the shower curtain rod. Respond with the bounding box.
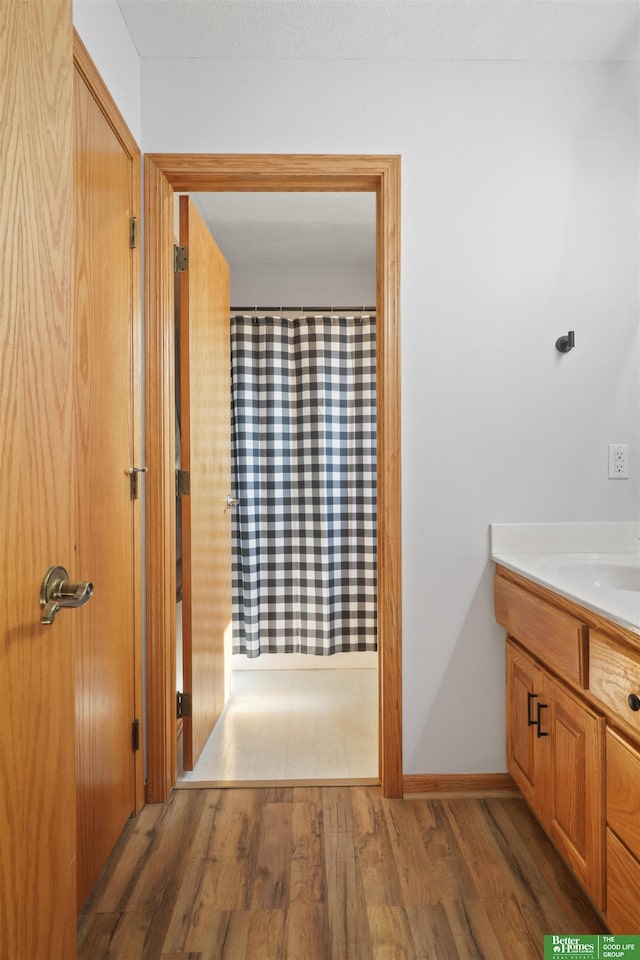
[230,305,376,314]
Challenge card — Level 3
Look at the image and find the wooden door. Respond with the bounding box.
[506,641,545,818]
[178,196,231,770]
[0,2,78,957]
[74,51,141,908]
[545,673,605,909]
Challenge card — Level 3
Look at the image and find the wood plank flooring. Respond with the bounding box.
[78,787,606,959]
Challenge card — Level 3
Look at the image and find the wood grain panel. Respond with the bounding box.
[495,574,589,687]
[548,698,587,851]
[545,674,605,910]
[179,196,231,770]
[375,156,403,798]
[606,827,640,935]
[0,2,77,956]
[322,788,374,958]
[495,564,640,652]
[74,42,141,909]
[351,787,404,905]
[402,773,517,796]
[606,728,640,862]
[144,153,388,191]
[506,642,545,815]
[590,631,640,740]
[144,155,177,802]
[145,155,402,799]
[385,799,477,906]
[72,33,144,815]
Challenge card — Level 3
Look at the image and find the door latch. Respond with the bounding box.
[128,465,148,500]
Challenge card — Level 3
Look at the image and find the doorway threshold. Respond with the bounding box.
[175,777,380,790]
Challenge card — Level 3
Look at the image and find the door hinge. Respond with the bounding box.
[174,245,188,273]
[176,469,190,497]
[132,718,140,751]
[176,691,192,719]
[129,216,138,249]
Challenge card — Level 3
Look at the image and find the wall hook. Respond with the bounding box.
[555,331,575,353]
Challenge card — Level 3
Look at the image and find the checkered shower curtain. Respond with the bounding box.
[230,314,377,657]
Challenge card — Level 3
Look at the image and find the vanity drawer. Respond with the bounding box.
[494,575,588,687]
[590,632,640,738]
[606,729,640,861]
[606,828,640,935]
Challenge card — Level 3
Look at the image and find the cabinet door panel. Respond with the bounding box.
[506,641,545,818]
[607,728,640,862]
[545,675,605,910]
[607,828,640,934]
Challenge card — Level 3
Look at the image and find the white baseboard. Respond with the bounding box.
[231,651,378,671]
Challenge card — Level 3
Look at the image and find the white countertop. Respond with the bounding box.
[490,523,640,635]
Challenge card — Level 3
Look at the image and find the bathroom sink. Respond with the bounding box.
[555,559,640,592]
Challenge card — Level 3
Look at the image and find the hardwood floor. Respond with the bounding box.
[77,787,605,959]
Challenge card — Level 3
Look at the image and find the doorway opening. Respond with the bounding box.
[144,154,402,800]
[177,192,378,784]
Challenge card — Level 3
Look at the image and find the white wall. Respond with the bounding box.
[73,0,141,144]
[230,265,376,307]
[141,57,639,775]
[68,0,640,781]
[64,17,640,773]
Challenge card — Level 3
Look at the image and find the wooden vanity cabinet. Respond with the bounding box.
[497,566,640,931]
[506,640,605,909]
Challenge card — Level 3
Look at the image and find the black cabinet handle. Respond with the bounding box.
[527,692,539,727]
[536,702,549,738]
[628,693,640,713]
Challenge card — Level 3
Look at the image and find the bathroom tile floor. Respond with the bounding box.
[177,668,378,785]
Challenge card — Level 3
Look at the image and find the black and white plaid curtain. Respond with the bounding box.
[230,314,377,657]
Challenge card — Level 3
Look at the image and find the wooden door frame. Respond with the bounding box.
[73,31,145,815]
[144,154,402,800]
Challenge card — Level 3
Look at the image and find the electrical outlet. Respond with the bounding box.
[608,443,629,479]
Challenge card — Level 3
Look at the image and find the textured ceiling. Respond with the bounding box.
[118,0,639,62]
